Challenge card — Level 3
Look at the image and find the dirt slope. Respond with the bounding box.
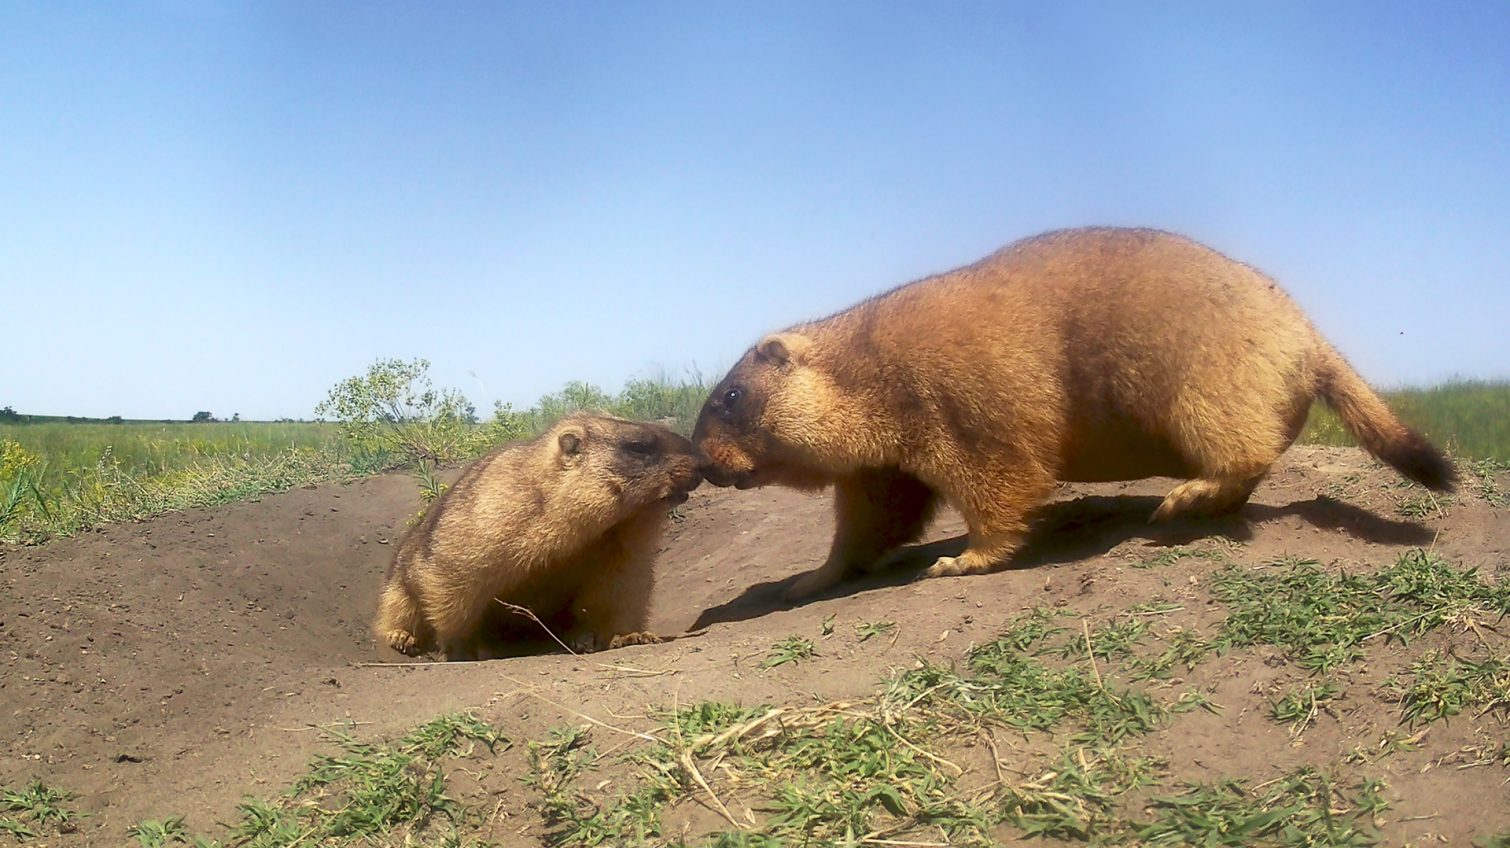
[1,447,1506,844]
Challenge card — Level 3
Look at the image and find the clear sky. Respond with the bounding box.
[3,2,1507,420]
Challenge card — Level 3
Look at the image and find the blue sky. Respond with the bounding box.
[3,2,1507,420]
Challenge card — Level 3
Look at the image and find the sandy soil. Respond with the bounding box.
[1,446,1506,844]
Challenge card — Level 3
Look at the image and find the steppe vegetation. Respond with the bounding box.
[0,359,710,543]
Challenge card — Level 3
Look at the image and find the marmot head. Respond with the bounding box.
[693,331,835,491]
[551,415,706,512]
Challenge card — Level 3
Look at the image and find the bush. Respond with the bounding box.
[316,358,522,467]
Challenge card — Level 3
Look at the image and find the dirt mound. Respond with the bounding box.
[1,447,1506,843]
[0,475,412,824]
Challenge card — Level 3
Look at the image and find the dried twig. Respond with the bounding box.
[1082,619,1104,691]
[497,600,578,655]
[980,728,1007,788]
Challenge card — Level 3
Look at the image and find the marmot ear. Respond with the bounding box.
[557,427,584,457]
[756,332,810,366]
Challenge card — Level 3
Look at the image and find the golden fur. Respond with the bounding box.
[374,414,704,659]
[693,227,1456,599]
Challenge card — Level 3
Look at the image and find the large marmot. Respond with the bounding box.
[374,414,704,659]
[693,227,1455,600]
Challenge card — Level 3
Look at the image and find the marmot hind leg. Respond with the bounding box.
[1150,380,1308,523]
[923,526,1028,578]
[1141,392,1298,522]
[1151,475,1264,522]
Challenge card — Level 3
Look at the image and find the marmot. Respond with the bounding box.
[693,227,1456,600]
[374,414,704,659]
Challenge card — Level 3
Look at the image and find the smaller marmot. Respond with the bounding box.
[374,414,705,660]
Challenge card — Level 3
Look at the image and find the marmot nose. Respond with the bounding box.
[693,452,716,479]
[700,464,736,488]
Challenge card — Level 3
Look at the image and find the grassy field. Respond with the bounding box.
[0,375,712,544]
[0,421,354,545]
[0,421,344,477]
[2,377,1504,544]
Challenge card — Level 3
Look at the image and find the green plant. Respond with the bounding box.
[1212,552,1510,674]
[135,714,505,847]
[0,780,79,839]
[1134,768,1386,846]
[1394,652,1510,726]
[1059,617,1149,662]
[1270,679,1342,735]
[1467,458,1509,506]
[1395,491,1453,519]
[761,635,818,668]
[1136,545,1227,569]
[126,816,213,847]
[315,358,492,466]
[415,459,448,503]
[1129,627,1211,681]
[999,746,1158,840]
[960,636,1163,743]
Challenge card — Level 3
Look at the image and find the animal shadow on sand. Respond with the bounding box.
[690,493,1434,631]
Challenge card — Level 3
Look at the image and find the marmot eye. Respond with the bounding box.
[625,440,654,456]
[723,388,742,406]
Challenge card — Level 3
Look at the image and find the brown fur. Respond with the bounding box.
[373,414,704,659]
[693,227,1456,600]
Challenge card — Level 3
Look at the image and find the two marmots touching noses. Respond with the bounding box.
[375,227,1457,660]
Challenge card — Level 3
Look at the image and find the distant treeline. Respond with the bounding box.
[0,407,313,426]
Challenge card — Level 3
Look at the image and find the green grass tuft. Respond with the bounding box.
[999,746,1160,840]
[1270,679,1343,736]
[0,780,79,840]
[135,713,505,847]
[1212,551,1509,674]
[1135,768,1387,846]
[1394,652,1510,726]
[760,635,818,668]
